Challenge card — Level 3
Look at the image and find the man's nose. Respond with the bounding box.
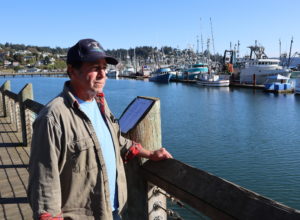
[97,68,106,78]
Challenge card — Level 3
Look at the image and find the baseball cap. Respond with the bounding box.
[67,39,118,65]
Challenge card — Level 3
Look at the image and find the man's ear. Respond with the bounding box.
[67,64,74,78]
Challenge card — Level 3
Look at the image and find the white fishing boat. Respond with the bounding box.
[239,45,291,85]
[106,69,119,78]
[120,64,135,77]
[196,73,230,87]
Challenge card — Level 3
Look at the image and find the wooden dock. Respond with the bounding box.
[0,103,32,219]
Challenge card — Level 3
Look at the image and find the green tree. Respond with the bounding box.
[53,60,66,70]
[13,54,24,63]
[44,56,50,65]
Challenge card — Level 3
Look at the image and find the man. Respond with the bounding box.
[28,38,172,220]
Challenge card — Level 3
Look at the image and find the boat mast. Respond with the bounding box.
[200,17,204,61]
[197,35,199,55]
[287,37,293,67]
[207,38,210,64]
[237,40,240,59]
[210,17,216,60]
[279,39,281,60]
[134,47,137,73]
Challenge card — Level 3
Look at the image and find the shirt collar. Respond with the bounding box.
[62,81,105,108]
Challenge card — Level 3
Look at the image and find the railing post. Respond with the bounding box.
[18,83,33,146]
[0,80,11,117]
[123,97,167,220]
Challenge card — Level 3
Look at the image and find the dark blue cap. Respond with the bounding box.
[67,38,118,65]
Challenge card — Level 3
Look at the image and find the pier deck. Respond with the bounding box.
[0,112,32,219]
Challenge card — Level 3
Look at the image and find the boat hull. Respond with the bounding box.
[149,73,172,83]
[295,78,300,94]
[196,79,230,87]
[264,82,294,93]
[171,73,198,80]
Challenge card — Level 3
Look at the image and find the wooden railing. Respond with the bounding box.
[0,80,300,220]
[0,81,43,147]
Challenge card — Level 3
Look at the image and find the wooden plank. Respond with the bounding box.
[0,90,32,220]
[141,159,300,220]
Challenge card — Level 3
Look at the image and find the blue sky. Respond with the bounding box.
[1,0,299,57]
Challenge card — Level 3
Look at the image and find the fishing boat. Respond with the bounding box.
[196,73,230,87]
[264,74,294,93]
[172,63,209,80]
[295,78,300,94]
[107,69,119,78]
[120,64,135,77]
[149,67,174,83]
[290,64,300,78]
[138,65,152,77]
[239,45,291,85]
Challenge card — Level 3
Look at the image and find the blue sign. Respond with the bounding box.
[119,97,154,133]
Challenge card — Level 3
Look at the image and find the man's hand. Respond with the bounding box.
[148,147,173,161]
[126,142,173,162]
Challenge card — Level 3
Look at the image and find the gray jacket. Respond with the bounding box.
[28,81,133,220]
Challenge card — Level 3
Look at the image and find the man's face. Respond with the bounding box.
[70,59,107,97]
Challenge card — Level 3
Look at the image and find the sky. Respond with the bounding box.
[1,0,299,57]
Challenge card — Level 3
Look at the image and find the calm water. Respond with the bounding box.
[1,76,299,214]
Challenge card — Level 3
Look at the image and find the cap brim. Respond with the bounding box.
[83,54,118,65]
[105,56,119,65]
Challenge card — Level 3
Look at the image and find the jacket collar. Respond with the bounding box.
[62,80,105,109]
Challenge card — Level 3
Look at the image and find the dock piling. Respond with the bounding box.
[123,96,167,220]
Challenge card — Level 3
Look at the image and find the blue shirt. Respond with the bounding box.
[76,97,118,210]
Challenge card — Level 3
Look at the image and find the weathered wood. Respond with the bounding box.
[0,116,32,219]
[123,96,167,220]
[23,99,44,114]
[3,91,18,102]
[141,159,300,220]
[0,81,11,117]
[18,83,34,146]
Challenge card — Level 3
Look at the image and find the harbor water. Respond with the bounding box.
[1,76,300,216]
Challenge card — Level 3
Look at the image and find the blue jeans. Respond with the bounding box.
[113,210,122,220]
